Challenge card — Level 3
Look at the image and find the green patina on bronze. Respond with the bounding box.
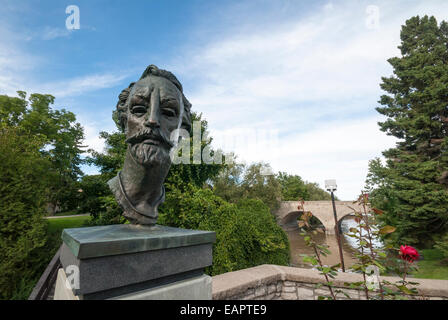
[61,224,216,259]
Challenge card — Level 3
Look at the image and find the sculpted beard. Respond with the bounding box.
[127,129,173,166]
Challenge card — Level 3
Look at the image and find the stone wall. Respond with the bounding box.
[212,265,448,300]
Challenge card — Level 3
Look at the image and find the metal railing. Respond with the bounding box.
[28,245,62,300]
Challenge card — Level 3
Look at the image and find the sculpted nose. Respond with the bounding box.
[145,92,160,128]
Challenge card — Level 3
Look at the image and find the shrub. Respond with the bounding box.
[158,185,290,276]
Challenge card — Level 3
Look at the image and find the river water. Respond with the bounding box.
[287,217,382,268]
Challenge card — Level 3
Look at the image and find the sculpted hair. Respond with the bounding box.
[116,65,192,134]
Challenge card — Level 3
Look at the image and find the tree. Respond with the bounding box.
[304,182,334,201]
[0,125,50,299]
[277,172,309,200]
[367,16,448,247]
[212,161,282,212]
[277,172,333,201]
[210,157,245,203]
[240,163,282,212]
[0,92,85,212]
[213,167,334,212]
[77,174,112,216]
[164,112,224,192]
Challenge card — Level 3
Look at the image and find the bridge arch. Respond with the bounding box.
[337,213,357,233]
[280,210,326,231]
[274,201,362,234]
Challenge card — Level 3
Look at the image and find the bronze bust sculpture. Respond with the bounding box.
[108,65,192,225]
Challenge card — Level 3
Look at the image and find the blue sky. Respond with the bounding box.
[1,0,448,200]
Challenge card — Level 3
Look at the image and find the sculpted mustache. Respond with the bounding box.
[125,129,174,148]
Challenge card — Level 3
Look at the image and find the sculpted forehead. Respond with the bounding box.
[130,76,180,99]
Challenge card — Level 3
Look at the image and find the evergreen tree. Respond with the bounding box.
[367,16,448,247]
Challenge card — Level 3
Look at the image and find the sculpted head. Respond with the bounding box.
[109,65,192,225]
[116,65,192,167]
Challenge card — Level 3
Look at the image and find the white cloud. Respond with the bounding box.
[0,20,129,98]
[171,0,448,199]
[2,0,447,199]
[41,27,72,40]
[82,122,107,154]
[209,116,397,200]
[37,73,130,98]
[0,24,40,95]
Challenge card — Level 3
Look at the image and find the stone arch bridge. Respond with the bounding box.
[274,201,363,234]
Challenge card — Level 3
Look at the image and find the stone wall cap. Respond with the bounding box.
[212,264,448,299]
[212,265,283,299]
[62,224,216,259]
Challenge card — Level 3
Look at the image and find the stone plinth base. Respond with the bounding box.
[55,268,212,300]
[112,274,212,300]
[55,224,215,300]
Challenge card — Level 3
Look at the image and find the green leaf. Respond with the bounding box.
[303,256,318,265]
[396,285,413,295]
[379,226,396,235]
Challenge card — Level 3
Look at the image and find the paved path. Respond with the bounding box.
[45,214,90,219]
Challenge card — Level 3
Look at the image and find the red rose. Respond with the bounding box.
[399,245,419,263]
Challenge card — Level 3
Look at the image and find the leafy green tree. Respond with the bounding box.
[212,161,282,212]
[304,182,334,201]
[213,166,333,212]
[87,131,127,181]
[0,125,50,299]
[0,92,85,212]
[77,175,112,216]
[367,16,448,247]
[240,163,282,212]
[210,157,245,203]
[277,172,309,200]
[277,172,333,201]
[165,112,224,192]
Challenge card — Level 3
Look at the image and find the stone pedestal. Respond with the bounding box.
[54,224,215,300]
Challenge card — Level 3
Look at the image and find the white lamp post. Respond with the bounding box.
[325,179,346,272]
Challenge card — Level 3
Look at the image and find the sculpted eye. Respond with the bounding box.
[161,99,178,118]
[162,108,176,117]
[131,105,147,115]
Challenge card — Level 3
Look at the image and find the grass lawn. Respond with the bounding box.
[411,249,448,280]
[46,215,92,255]
[44,215,91,268]
[46,215,91,236]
